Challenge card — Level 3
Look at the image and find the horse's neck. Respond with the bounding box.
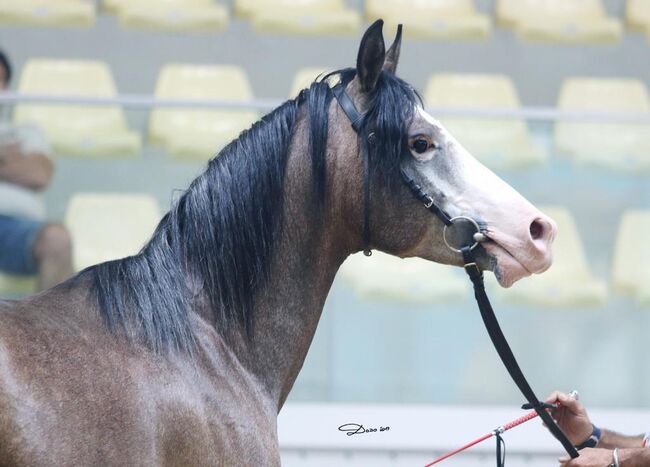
[244,117,358,410]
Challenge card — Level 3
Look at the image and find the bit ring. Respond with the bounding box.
[442,215,482,253]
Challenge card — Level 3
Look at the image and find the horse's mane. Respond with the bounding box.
[85,68,419,353]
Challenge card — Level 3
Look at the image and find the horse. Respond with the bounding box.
[0,20,557,466]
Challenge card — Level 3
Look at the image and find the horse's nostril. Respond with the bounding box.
[529,219,544,240]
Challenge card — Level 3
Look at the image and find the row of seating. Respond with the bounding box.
[0,194,647,309]
[11,59,650,170]
[1,0,650,42]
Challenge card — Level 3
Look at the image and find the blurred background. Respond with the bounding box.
[0,0,649,465]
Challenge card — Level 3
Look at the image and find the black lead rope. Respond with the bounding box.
[460,246,579,460]
[331,82,579,462]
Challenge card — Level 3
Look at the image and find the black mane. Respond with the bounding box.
[87,69,419,353]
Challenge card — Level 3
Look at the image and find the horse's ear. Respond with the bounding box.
[383,24,402,75]
[356,19,386,93]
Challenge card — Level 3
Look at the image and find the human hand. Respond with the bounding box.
[558,448,612,466]
[546,390,593,446]
[0,142,22,161]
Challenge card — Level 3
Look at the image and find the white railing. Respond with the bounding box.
[2,92,650,123]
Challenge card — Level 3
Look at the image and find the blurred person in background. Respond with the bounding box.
[0,48,72,290]
[547,390,650,467]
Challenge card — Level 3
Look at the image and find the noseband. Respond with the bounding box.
[332,82,579,464]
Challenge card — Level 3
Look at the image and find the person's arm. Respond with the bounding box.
[559,447,650,467]
[599,429,645,450]
[619,447,650,466]
[0,142,53,190]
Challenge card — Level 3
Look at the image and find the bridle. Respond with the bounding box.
[332,82,580,463]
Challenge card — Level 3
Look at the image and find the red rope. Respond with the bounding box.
[424,406,557,467]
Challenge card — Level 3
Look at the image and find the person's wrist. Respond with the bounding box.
[608,447,620,467]
[575,424,601,450]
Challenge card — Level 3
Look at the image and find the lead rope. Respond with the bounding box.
[459,245,578,460]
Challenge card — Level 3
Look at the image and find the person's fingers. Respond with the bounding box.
[555,391,583,413]
[546,390,562,404]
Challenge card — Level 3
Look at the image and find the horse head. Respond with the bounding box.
[334,20,557,288]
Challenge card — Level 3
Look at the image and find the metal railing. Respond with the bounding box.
[2,91,650,123]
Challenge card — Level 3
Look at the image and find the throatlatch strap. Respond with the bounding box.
[460,246,579,460]
[362,135,373,256]
[332,82,373,255]
[332,83,365,132]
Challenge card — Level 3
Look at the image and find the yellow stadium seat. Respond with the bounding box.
[366,0,490,40]
[149,64,258,161]
[103,0,211,13]
[554,78,650,172]
[238,0,361,35]
[626,0,650,33]
[64,193,161,271]
[337,251,470,303]
[491,207,607,307]
[115,0,228,32]
[0,273,36,297]
[424,73,546,169]
[13,59,141,157]
[496,0,622,43]
[289,68,329,96]
[612,210,650,305]
[0,0,94,27]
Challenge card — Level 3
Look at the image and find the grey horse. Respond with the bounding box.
[0,20,556,466]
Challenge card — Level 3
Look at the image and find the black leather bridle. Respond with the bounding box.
[332,82,580,463]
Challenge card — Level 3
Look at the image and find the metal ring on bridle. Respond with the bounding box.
[442,215,482,253]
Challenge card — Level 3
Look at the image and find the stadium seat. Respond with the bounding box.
[13,59,141,157]
[496,0,622,43]
[108,0,228,32]
[554,78,650,172]
[0,273,36,298]
[612,210,650,305]
[337,251,470,303]
[64,193,161,271]
[626,0,650,33]
[424,73,546,169]
[289,68,330,96]
[149,64,258,161]
[491,207,607,307]
[0,0,95,27]
[237,0,361,35]
[366,0,490,40]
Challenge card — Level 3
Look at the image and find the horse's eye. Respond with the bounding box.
[409,136,434,154]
